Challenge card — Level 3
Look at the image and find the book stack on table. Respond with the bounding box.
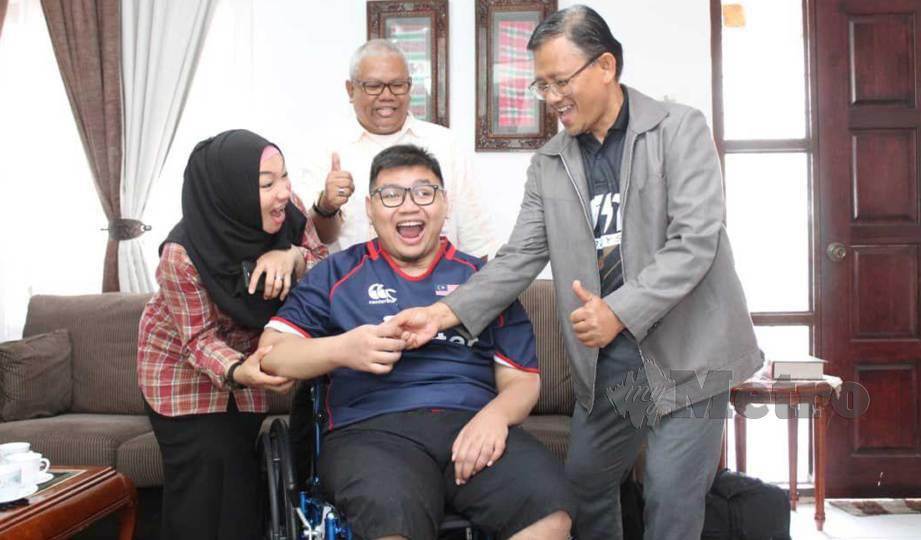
[767,355,826,380]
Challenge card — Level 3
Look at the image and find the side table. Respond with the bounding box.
[728,377,837,532]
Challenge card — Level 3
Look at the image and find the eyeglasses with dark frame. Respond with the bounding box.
[353,79,413,96]
[528,52,605,101]
[371,184,443,208]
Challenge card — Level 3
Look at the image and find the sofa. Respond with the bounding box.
[0,280,576,489]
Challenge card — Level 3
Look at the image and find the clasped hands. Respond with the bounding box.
[390,280,625,351]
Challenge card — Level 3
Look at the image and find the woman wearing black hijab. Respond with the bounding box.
[137,130,328,539]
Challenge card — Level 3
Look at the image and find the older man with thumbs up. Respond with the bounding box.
[303,39,495,258]
[392,6,763,540]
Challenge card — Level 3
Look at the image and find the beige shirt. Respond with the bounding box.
[299,114,496,258]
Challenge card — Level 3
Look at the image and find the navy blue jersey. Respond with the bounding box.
[267,238,538,430]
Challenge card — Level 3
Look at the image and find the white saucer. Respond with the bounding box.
[0,483,38,503]
[34,472,54,484]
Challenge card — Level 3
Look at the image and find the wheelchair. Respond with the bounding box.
[260,380,493,539]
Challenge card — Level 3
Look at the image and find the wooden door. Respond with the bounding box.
[816,0,921,496]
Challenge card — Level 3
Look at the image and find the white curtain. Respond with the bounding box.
[118,0,217,293]
[0,0,105,340]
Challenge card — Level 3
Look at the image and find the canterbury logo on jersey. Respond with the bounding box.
[368,283,397,304]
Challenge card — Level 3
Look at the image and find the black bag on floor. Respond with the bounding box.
[701,469,791,540]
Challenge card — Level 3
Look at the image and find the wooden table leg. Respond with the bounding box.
[814,400,828,532]
[734,409,747,473]
[788,397,799,511]
[117,484,138,540]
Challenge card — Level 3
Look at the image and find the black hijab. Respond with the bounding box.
[162,129,307,329]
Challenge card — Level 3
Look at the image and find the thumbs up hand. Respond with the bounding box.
[570,280,624,348]
[317,152,354,216]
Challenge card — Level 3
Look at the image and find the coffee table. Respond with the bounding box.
[0,466,137,539]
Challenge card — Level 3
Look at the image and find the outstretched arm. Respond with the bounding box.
[259,320,406,380]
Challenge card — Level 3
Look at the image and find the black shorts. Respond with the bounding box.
[318,409,575,540]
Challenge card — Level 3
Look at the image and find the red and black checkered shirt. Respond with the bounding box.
[137,199,327,417]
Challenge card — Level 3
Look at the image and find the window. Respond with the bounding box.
[712,0,815,483]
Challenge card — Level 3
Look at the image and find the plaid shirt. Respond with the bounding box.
[138,197,327,416]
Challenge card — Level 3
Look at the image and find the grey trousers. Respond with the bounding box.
[565,334,726,540]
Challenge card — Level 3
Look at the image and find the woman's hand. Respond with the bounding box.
[248,247,303,300]
[232,346,294,394]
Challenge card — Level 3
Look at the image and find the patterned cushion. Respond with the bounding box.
[0,329,72,421]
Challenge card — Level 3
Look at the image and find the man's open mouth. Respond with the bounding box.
[396,220,425,241]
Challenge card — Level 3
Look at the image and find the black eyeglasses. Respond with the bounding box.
[371,184,443,208]
[353,79,413,96]
[528,52,604,100]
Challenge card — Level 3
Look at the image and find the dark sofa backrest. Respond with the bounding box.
[519,280,575,416]
[20,280,576,417]
[23,293,151,415]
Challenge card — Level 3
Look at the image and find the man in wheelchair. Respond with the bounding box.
[259,144,575,540]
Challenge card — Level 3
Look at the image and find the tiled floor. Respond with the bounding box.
[791,500,921,539]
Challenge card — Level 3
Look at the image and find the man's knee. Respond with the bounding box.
[337,491,439,540]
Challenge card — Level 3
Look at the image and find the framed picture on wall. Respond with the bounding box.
[367,0,449,127]
[475,0,557,151]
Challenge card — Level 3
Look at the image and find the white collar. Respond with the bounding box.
[350,112,418,143]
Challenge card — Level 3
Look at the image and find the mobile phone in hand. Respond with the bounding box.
[240,261,266,294]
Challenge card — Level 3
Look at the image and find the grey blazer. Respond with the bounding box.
[444,86,762,415]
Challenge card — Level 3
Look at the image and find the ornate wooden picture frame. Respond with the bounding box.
[367,0,450,127]
[475,0,558,151]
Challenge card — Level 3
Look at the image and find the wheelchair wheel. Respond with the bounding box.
[271,418,302,537]
[260,420,300,540]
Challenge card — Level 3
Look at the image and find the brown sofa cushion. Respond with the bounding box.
[0,329,72,421]
[116,431,162,488]
[0,413,152,470]
[23,293,151,415]
[521,414,571,462]
[520,280,575,416]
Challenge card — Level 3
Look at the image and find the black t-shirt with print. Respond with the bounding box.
[576,87,630,298]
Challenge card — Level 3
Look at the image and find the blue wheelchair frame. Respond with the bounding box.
[261,382,351,539]
[261,381,492,540]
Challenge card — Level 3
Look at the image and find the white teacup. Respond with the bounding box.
[6,452,49,485]
[0,463,21,498]
[0,442,30,461]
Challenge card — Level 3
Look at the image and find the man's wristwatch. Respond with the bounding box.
[225,360,245,390]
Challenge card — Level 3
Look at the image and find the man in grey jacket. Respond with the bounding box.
[394,5,762,539]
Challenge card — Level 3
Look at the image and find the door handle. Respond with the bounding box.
[826,242,847,262]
